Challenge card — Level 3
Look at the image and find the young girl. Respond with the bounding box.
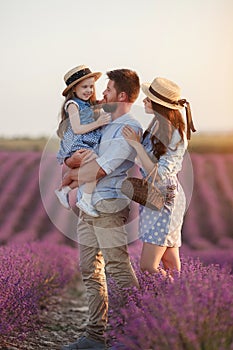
[122,77,196,280]
[55,65,111,217]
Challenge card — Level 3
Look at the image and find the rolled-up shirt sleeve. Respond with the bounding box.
[96,137,136,174]
[96,123,141,174]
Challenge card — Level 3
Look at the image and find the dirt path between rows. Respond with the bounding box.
[6,277,88,350]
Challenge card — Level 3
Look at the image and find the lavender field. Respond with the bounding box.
[1,149,233,349]
[1,150,233,262]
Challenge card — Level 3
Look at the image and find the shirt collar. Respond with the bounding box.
[111,113,131,124]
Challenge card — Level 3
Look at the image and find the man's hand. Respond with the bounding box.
[68,160,106,186]
[65,149,96,168]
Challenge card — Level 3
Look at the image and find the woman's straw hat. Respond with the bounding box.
[62,65,102,96]
[141,77,183,110]
[142,77,196,139]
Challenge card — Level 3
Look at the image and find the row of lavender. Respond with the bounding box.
[109,241,233,350]
[0,151,79,346]
[0,241,77,347]
[2,240,233,349]
[1,151,233,249]
[182,152,233,250]
[1,150,233,348]
[0,151,76,245]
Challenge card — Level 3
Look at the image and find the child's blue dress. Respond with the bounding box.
[57,97,101,164]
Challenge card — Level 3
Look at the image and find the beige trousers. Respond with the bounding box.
[77,199,139,342]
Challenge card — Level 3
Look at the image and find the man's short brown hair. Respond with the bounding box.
[106,69,140,103]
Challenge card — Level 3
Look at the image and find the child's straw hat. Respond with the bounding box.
[62,65,102,96]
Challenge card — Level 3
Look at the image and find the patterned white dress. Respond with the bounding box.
[139,128,187,247]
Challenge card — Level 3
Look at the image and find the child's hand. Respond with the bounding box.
[97,111,111,126]
[96,99,105,105]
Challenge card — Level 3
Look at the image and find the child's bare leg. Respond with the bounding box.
[62,148,97,189]
[80,181,96,205]
[55,163,77,209]
[76,181,99,217]
[61,171,78,188]
[55,150,97,210]
[83,181,96,194]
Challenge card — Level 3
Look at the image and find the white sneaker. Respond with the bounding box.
[54,189,70,209]
[76,198,99,217]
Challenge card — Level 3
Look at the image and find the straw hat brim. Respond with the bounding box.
[141,83,183,110]
[62,72,102,96]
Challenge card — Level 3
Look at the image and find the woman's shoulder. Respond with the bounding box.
[170,129,188,149]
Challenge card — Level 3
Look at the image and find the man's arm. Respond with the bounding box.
[68,159,106,185]
[95,124,143,175]
[64,149,97,168]
[67,122,142,184]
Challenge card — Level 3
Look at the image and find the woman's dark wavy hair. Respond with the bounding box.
[142,101,185,160]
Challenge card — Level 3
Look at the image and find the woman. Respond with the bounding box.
[122,77,196,279]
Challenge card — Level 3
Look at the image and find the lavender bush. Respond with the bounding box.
[0,241,77,346]
[108,254,233,350]
[1,151,233,246]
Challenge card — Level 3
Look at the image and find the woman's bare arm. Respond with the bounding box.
[122,125,158,175]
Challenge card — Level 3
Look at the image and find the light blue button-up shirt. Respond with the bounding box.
[77,113,142,205]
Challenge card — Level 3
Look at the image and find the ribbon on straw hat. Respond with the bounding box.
[148,86,196,140]
[177,98,196,140]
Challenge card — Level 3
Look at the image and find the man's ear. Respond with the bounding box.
[118,91,128,102]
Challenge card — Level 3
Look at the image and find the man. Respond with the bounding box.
[61,69,142,350]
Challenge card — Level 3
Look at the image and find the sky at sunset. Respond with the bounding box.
[0,0,232,137]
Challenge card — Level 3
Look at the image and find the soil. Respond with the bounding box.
[4,277,89,350]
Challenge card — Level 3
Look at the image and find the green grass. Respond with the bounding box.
[188,132,233,153]
[0,137,58,152]
[0,132,233,153]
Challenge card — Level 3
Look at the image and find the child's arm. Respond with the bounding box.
[68,103,110,135]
